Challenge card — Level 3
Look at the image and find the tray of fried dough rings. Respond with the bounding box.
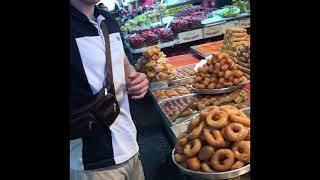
[172,105,250,179]
[192,52,249,95]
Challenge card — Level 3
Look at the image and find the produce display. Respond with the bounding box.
[194,41,224,56]
[153,86,193,101]
[216,5,240,18]
[192,52,247,90]
[174,105,250,172]
[161,96,199,121]
[175,6,206,18]
[121,6,170,34]
[136,46,176,81]
[171,16,202,33]
[128,27,174,48]
[175,64,196,79]
[128,34,145,49]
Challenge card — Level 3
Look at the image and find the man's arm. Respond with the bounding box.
[124,55,149,99]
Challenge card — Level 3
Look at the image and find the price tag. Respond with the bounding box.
[177,29,203,44]
[203,25,223,38]
[221,20,240,33]
[239,18,250,28]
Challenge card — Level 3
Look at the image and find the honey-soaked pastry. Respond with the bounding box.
[184,139,202,157]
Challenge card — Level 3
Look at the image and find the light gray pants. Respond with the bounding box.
[70,153,145,180]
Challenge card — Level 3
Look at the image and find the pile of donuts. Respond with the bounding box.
[174,105,250,173]
[192,52,247,89]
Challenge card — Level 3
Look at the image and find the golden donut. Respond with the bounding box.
[188,121,205,140]
[195,75,202,82]
[231,161,245,170]
[223,82,234,87]
[203,77,210,86]
[207,83,216,89]
[218,71,225,77]
[198,67,205,73]
[174,153,187,163]
[211,149,235,171]
[177,137,188,146]
[186,157,201,171]
[198,145,215,161]
[178,132,187,139]
[188,115,201,131]
[208,65,214,73]
[201,162,215,173]
[210,76,218,83]
[232,78,241,85]
[199,132,207,142]
[206,109,228,128]
[245,128,250,141]
[225,123,248,142]
[221,64,229,71]
[214,63,221,71]
[232,141,250,163]
[213,69,220,74]
[195,83,206,89]
[234,70,244,78]
[203,128,225,147]
[228,76,234,82]
[218,77,225,84]
[217,54,224,61]
[184,139,202,157]
[200,72,207,78]
[200,106,217,121]
[215,83,224,89]
[230,111,250,126]
[224,70,232,79]
[221,140,232,148]
[175,142,185,154]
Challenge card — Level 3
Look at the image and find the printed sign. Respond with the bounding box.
[203,25,223,38]
[177,29,203,44]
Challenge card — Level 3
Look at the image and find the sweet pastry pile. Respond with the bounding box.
[192,52,247,89]
[174,105,250,172]
[136,46,176,81]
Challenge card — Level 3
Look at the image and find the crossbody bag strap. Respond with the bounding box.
[100,21,116,95]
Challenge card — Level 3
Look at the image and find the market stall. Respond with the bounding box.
[115,1,251,179]
[131,25,250,179]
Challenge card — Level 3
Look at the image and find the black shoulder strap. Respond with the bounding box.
[100,21,116,95]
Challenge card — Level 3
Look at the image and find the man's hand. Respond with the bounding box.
[127,71,149,99]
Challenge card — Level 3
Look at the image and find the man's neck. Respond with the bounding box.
[70,0,96,21]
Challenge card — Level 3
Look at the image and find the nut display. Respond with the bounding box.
[153,86,192,101]
[192,52,247,89]
[136,46,177,82]
[174,105,250,172]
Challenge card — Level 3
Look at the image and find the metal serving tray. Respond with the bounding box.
[172,150,250,179]
[192,81,248,95]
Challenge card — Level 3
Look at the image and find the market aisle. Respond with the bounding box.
[129,93,190,180]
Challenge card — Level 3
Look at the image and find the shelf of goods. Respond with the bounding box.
[135,45,251,179]
[125,13,250,54]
